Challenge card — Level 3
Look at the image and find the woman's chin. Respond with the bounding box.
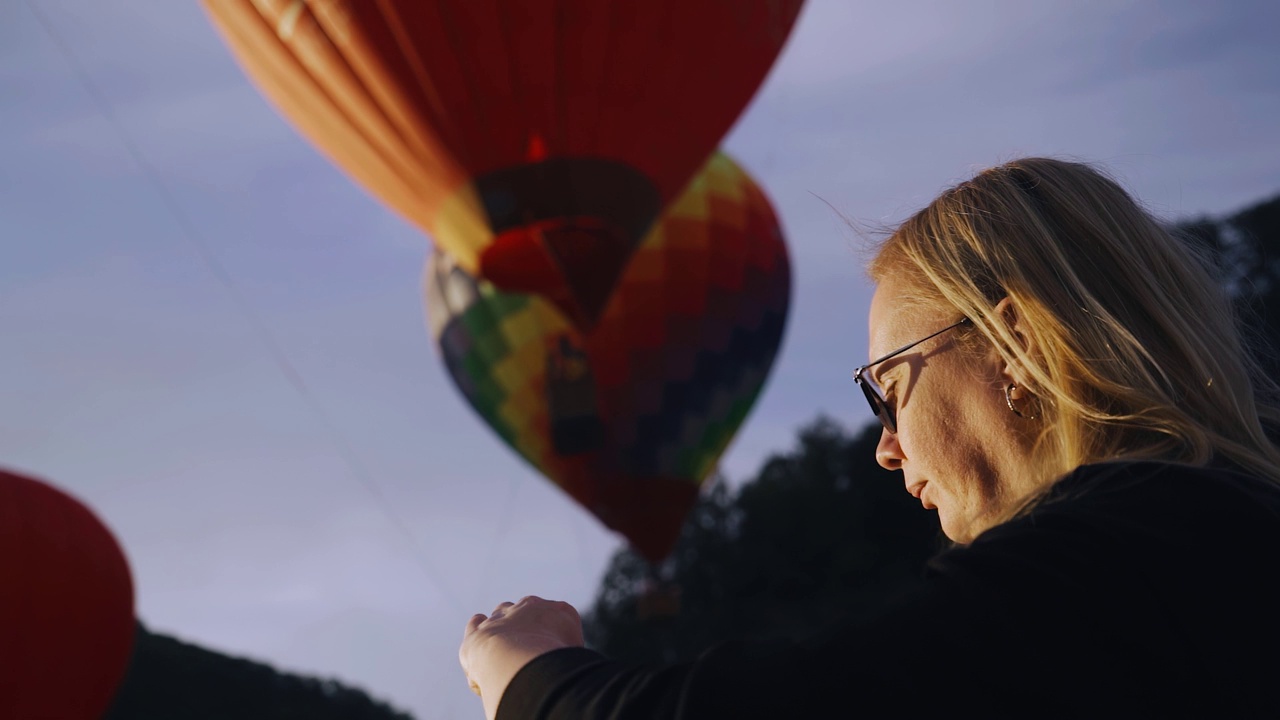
[938,510,975,545]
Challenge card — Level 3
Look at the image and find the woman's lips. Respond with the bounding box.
[908,480,937,510]
[920,484,936,510]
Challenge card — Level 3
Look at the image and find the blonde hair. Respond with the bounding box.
[870,157,1280,502]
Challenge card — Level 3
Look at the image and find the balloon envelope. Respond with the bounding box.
[425,153,790,563]
[203,0,805,328]
[0,468,135,719]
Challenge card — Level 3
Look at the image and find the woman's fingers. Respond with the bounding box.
[461,595,588,715]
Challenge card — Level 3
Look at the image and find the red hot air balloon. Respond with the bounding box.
[0,468,135,720]
[203,0,806,329]
[424,153,790,564]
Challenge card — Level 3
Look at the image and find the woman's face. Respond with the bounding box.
[866,275,1040,544]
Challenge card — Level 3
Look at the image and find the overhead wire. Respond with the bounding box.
[24,0,469,615]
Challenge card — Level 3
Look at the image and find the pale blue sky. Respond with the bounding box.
[3,1,1279,717]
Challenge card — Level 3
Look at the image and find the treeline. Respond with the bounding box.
[584,190,1280,663]
[1176,192,1280,375]
[103,621,415,720]
[582,418,939,663]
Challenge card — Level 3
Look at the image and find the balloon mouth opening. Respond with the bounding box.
[479,218,635,330]
[469,157,664,329]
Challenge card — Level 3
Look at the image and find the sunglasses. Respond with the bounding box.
[853,317,970,433]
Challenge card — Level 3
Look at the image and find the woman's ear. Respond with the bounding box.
[991,296,1037,388]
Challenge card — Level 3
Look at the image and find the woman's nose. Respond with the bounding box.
[875,427,904,471]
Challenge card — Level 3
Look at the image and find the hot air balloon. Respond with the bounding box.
[424,153,790,564]
[203,0,805,329]
[0,468,135,719]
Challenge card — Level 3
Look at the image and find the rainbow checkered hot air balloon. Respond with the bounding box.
[424,153,790,564]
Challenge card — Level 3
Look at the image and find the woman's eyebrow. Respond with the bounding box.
[871,357,906,385]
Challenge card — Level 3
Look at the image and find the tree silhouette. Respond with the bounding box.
[103,621,416,720]
[582,418,944,664]
[1174,193,1280,376]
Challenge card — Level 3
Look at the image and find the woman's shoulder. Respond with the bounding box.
[985,458,1280,551]
[947,457,1280,598]
[1050,458,1280,510]
[1062,456,1271,483]
[941,459,1280,717]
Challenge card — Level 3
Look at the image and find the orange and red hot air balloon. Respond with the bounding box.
[202,0,806,329]
[0,468,135,719]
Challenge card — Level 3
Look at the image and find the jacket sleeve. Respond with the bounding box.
[495,535,1105,720]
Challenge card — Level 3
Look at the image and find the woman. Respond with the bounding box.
[459,158,1280,718]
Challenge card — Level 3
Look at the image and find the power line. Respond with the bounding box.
[24,0,467,615]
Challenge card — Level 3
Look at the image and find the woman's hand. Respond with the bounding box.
[460,595,586,720]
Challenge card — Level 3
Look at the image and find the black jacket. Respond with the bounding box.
[498,461,1280,718]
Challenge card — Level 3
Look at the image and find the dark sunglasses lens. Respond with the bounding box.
[858,379,896,433]
[879,403,897,434]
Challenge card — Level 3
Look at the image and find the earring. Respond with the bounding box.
[1005,383,1038,419]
